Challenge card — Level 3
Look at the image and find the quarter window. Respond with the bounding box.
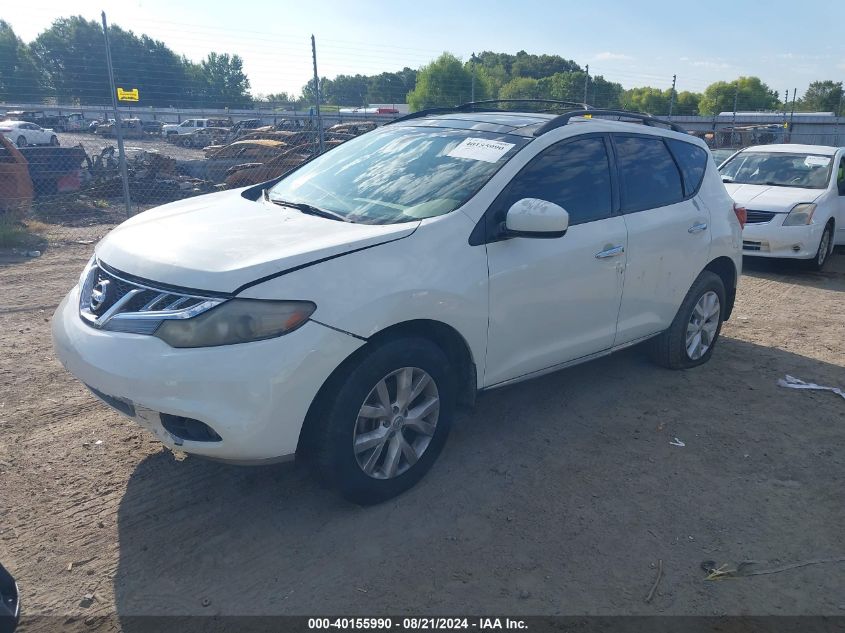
[666,139,709,196]
[497,136,613,226]
[615,135,684,212]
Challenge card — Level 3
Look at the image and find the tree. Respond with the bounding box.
[499,77,543,99]
[0,21,46,102]
[698,76,779,115]
[200,52,251,108]
[674,91,701,116]
[408,53,486,111]
[622,87,670,114]
[799,80,843,113]
[367,69,417,104]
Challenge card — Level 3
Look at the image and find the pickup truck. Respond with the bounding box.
[163,118,231,140]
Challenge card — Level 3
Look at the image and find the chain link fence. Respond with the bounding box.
[1,13,843,251]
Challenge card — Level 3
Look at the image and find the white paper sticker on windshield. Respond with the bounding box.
[804,155,831,167]
[447,138,515,163]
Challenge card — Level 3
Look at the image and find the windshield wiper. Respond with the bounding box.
[270,198,351,222]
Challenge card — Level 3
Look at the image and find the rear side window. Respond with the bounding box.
[497,136,613,226]
[666,139,708,196]
[614,135,684,212]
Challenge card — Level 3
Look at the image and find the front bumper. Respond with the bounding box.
[52,286,363,461]
[742,217,825,259]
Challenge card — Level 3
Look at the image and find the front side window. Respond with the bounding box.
[719,151,833,189]
[269,126,528,225]
[495,136,613,226]
[615,135,684,212]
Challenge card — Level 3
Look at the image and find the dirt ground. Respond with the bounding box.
[1,245,843,631]
[55,131,207,162]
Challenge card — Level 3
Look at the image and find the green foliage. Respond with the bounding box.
[499,77,543,99]
[0,21,46,102]
[200,52,251,108]
[674,91,701,116]
[408,53,486,111]
[698,76,779,115]
[622,86,670,114]
[798,80,843,113]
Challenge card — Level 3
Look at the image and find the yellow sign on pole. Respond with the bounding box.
[117,88,139,102]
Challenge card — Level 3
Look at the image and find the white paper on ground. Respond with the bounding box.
[777,374,845,401]
[447,138,515,163]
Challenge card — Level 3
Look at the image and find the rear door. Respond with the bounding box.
[612,134,712,345]
[484,134,628,385]
[836,154,845,245]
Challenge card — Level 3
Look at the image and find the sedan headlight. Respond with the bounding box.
[154,299,316,348]
[782,203,816,226]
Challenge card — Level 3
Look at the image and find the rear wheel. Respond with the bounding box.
[650,271,726,369]
[49,135,59,146]
[15,136,26,148]
[807,223,833,271]
[310,338,454,504]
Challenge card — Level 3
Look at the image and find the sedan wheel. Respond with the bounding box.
[808,224,832,271]
[353,367,439,480]
[49,135,59,146]
[16,136,26,148]
[685,291,720,361]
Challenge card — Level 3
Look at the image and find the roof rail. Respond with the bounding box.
[533,109,688,136]
[387,99,592,126]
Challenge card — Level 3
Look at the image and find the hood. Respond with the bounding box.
[95,189,418,293]
[724,183,823,212]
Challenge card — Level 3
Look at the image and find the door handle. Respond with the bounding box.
[688,222,708,234]
[595,245,625,259]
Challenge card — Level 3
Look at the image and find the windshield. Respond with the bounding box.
[719,151,833,189]
[268,125,528,224]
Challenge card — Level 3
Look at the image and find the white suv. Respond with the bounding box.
[719,144,844,269]
[52,105,742,503]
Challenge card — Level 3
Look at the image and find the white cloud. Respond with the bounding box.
[593,52,633,61]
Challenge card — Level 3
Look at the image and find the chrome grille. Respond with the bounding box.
[745,209,777,224]
[79,259,225,334]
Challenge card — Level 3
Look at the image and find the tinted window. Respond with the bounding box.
[719,151,833,189]
[615,135,684,211]
[667,139,708,195]
[498,136,612,226]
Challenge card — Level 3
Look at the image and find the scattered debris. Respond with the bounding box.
[94,440,102,445]
[778,374,845,401]
[26,250,41,257]
[645,559,663,603]
[201,597,211,607]
[669,437,685,447]
[79,593,95,608]
[702,557,845,580]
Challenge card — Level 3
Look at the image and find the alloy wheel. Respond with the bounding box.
[352,367,440,480]
[686,290,720,360]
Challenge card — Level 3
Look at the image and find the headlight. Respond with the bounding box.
[783,203,816,226]
[78,255,96,291]
[154,299,316,348]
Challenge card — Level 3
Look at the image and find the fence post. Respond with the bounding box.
[668,74,677,119]
[311,35,325,154]
[583,65,590,104]
[101,11,132,217]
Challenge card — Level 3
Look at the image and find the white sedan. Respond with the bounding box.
[0,120,59,147]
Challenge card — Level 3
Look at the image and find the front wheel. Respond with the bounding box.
[310,338,454,504]
[650,271,726,369]
[807,223,833,271]
[49,135,59,146]
[15,136,26,148]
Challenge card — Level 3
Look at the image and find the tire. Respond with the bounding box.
[806,222,833,271]
[49,135,59,146]
[310,337,455,504]
[15,136,26,148]
[650,271,726,370]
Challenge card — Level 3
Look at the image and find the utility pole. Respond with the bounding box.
[668,74,677,119]
[789,87,797,142]
[311,35,324,153]
[583,64,590,104]
[470,52,476,102]
[101,11,131,216]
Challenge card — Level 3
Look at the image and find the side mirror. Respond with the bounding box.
[504,198,569,239]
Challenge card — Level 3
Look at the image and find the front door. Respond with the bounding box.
[484,135,627,386]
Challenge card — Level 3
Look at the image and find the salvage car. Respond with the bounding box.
[179,139,287,182]
[720,143,844,269]
[0,120,58,147]
[53,105,742,504]
[175,127,229,148]
[223,142,329,188]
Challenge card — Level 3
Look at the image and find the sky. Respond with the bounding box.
[6,0,845,100]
